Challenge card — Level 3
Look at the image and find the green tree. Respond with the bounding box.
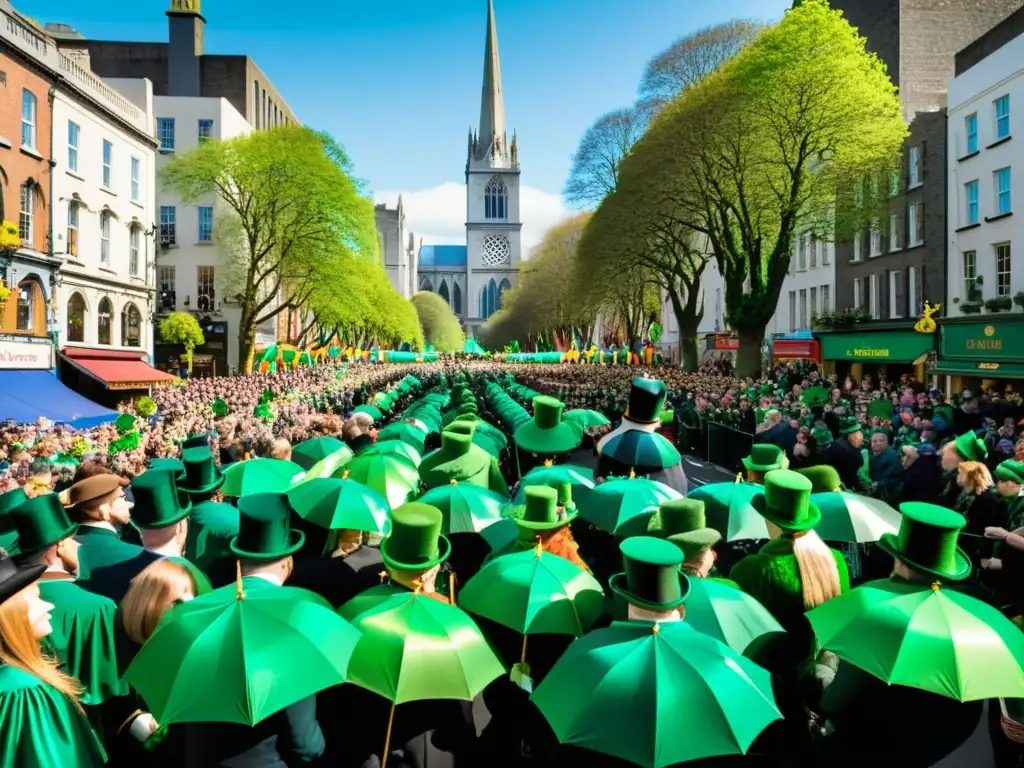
[159,311,205,374]
[160,125,377,373]
[563,108,646,208]
[623,0,906,375]
[412,291,464,352]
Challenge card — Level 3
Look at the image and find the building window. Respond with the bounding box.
[798,289,807,328]
[788,290,796,331]
[100,212,111,265]
[253,81,259,128]
[129,226,140,276]
[908,203,924,246]
[965,113,978,154]
[158,265,176,310]
[809,286,817,317]
[821,285,830,314]
[852,231,862,263]
[198,206,213,242]
[484,176,508,219]
[197,266,215,311]
[67,202,79,257]
[98,297,112,345]
[21,90,36,149]
[18,183,33,242]
[15,280,34,332]
[67,292,86,343]
[908,266,919,317]
[965,180,979,225]
[121,303,141,347]
[888,212,901,251]
[822,242,830,266]
[453,282,462,315]
[853,278,863,310]
[498,278,511,307]
[908,145,921,187]
[995,95,1010,141]
[996,167,1012,215]
[157,118,175,151]
[870,221,882,257]
[888,269,903,319]
[438,280,450,306]
[68,121,80,172]
[809,235,817,268]
[870,273,880,319]
[996,243,1012,297]
[797,234,807,270]
[889,169,900,197]
[102,140,113,189]
[131,157,141,201]
[160,206,176,245]
[963,250,977,297]
[198,119,214,142]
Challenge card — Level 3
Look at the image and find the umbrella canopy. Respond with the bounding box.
[291,437,350,472]
[811,491,901,543]
[689,481,769,541]
[338,585,504,703]
[376,422,426,454]
[303,447,355,481]
[684,578,784,653]
[563,409,611,429]
[345,453,420,510]
[416,482,509,536]
[460,547,604,636]
[353,404,383,421]
[359,441,423,467]
[125,578,361,726]
[512,462,595,504]
[598,430,681,468]
[221,458,306,497]
[578,475,681,537]
[286,477,390,533]
[807,578,1024,701]
[531,620,781,767]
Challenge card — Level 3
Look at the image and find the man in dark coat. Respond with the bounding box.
[812,418,864,491]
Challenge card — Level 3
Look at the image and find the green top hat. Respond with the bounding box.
[625,378,668,424]
[877,502,971,581]
[380,502,451,572]
[796,465,841,494]
[514,396,581,456]
[511,485,577,532]
[181,433,210,450]
[751,469,821,532]
[953,431,987,463]
[179,447,225,496]
[9,493,77,557]
[811,425,833,449]
[230,493,305,561]
[742,444,784,473]
[130,469,192,529]
[609,536,690,612]
[801,386,830,409]
[838,417,862,436]
[148,457,186,483]
[647,498,720,560]
[0,488,28,519]
[419,431,489,485]
[444,421,477,438]
[995,460,1024,485]
[555,482,574,509]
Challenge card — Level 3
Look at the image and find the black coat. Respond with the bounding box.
[288,547,384,608]
[901,455,940,503]
[812,441,862,491]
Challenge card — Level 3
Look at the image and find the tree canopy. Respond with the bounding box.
[411,291,464,353]
[159,311,205,373]
[563,108,646,208]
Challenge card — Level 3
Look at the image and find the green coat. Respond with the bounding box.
[185,500,239,573]
[0,664,106,768]
[38,578,127,706]
[730,536,850,630]
[75,525,160,602]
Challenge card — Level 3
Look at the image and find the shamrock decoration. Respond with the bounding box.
[108,432,141,456]
[211,398,228,418]
[67,436,91,458]
[259,389,274,406]
[801,386,830,409]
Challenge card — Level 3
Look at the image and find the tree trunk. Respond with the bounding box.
[238,321,256,374]
[681,339,699,371]
[735,325,767,378]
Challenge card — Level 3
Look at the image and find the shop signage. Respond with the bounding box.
[0,340,52,370]
[939,320,1024,363]
[773,339,821,361]
[818,330,934,363]
[714,334,739,350]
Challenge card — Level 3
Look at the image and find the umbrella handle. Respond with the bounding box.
[381,700,397,768]
[449,572,457,606]
[520,634,528,665]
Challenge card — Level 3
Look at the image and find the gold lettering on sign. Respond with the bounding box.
[846,348,889,358]
[978,363,1000,370]
[966,339,1002,350]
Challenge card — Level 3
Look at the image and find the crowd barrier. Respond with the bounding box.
[674,421,754,474]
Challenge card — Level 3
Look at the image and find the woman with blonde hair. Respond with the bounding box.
[0,551,106,765]
[955,460,1007,570]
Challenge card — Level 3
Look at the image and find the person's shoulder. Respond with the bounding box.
[0,665,44,694]
[41,580,116,609]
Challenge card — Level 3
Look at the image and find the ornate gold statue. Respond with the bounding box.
[913,301,941,334]
[170,0,200,12]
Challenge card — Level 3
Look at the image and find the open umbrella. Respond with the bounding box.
[376,422,426,454]
[359,441,423,467]
[512,461,595,504]
[577,474,681,537]
[598,430,681,468]
[807,578,1024,701]
[563,409,611,429]
[303,448,355,480]
[684,578,784,653]
[220,458,306,497]
[126,572,361,726]
[531,620,781,767]
[292,437,350,472]
[286,477,390,533]
[689,479,769,541]
[417,482,509,536]
[811,491,901,543]
[345,453,420,510]
[353,404,383,422]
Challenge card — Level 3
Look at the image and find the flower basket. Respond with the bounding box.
[985,296,1012,313]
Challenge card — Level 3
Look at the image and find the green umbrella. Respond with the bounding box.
[339,585,505,760]
[291,437,349,472]
[126,576,361,726]
[376,423,426,454]
[513,462,595,504]
[810,491,901,543]
[807,578,1024,701]
[417,482,509,535]
[689,480,769,541]
[578,474,681,537]
[344,454,420,510]
[286,477,390,533]
[304,447,356,480]
[221,458,306,497]
[359,441,423,467]
[353,404,383,421]
[531,620,781,767]
[598,431,681,467]
[563,409,611,429]
[684,578,784,653]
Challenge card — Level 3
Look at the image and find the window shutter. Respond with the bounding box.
[895,270,906,315]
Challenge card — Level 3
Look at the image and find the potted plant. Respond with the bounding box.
[1014,291,1024,313]
[960,301,983,314]
[0,279,10,315]
[985,296,1012,312]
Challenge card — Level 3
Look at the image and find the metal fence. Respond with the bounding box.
[675,421,754,474]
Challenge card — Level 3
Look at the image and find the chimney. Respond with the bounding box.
[166,0,205,97]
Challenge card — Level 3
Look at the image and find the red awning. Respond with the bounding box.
[62,347,179,390]
[773,339,821,362]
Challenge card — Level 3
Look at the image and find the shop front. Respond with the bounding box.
[934,316,1024,391]
[772,335,821,364]
[60,347,179,408]
[816,324,935,383]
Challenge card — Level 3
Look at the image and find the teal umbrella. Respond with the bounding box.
[684,578,784,653]
[417,483,509,535]
[359,441,423,467]
[599,431,681,468]
[577,474,681,537]
[287,477,390,533]
[688,481,769,541]
[513,462,595,504]
[292,437,350,472]
[564,409,611,429]
[376,423,426,454]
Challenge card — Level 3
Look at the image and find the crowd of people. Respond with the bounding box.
[0,358,1023,767]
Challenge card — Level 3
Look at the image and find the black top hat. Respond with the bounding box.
[0,553,45,606]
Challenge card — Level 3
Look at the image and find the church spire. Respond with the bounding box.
[475,0,509,167]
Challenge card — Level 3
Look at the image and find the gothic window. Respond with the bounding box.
[420,278,433,292]
[122,303,142,347]
[498,278,511,308]
[67,292,86,343]
[487,279,498,319]
[453,282,462,315]
[481,235,511,267]
[484,176,507,220]
[438,280,450,305]
[478,287,488,319]
[98,297,113,345]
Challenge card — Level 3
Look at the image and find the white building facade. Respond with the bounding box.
[774,233,837,335]
[947,30,1022,312]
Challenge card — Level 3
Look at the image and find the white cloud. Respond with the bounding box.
[374,182,568,254]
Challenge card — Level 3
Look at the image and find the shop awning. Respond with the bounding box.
[773,339,820,361]
[818,329,934,363]
[61,348,178,390]
[0,370,117,428]
[933,361,1024,378]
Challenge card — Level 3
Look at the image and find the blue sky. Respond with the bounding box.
[19,0,790,246]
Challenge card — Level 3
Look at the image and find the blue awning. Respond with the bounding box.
[0,370,117,429]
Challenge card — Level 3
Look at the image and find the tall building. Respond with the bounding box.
[374,198,418,299]
[417,0,522,331]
